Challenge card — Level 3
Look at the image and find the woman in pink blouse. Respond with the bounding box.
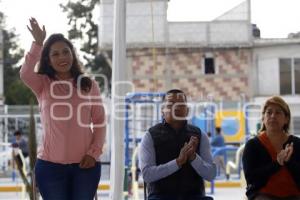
[21,18,106,200]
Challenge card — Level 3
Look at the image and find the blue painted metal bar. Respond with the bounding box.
[124,92,165,168]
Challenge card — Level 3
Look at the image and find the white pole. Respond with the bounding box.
[0,30,3,105]
[110,0,126,199]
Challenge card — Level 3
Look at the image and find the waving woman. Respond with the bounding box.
[20,18,106,200]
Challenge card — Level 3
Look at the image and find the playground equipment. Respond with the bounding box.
[0,142,30,200]
[123,93,255,197]
[124,92,164,196]
[191,103,215,134]
[124,92,164,167]
[192,103,252,144]
[130,146,140,200]
[12,148,29,200]
[215,110,246,143]
[125,92,252,196]
[226,143,245,180]
[0,142,12,174]
[210,145,239,194]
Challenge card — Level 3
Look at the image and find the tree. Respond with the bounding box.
[288,31,300,39]
[5,80,36,105]
[0,12,36,105]
[60,0,112,96]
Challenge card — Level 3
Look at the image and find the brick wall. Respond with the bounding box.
[127,47,251,101]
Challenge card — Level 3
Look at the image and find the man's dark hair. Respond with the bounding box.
[14,130,22,136]
[215,127,221,135]
[162,89,187,102]
[207,131,212,137]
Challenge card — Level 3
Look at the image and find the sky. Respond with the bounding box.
[0,0,300,50]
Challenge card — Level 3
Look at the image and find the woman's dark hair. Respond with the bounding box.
[37,33,92,92]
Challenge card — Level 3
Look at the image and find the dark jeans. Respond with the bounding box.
[148,194,213,200]
[35,159,101,200]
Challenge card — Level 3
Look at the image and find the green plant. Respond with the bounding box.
[13,99,38,200]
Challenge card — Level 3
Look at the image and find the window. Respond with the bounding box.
[292,117,300,136]
[204,57,215,74]
[280,59,292,94]
[279,58,300,95]
[295,59,300,94]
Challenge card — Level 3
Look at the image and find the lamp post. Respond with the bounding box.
[110,0,127,199]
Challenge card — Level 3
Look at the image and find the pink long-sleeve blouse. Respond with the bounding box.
[20,42,106,164]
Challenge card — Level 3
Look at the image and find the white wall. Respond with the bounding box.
[99,0,167,48]
[168,22,207,45]
[257,57,279,95]
[98,0,252,49]
[209,22,250,45]
[168,21,251,46]
[253,44,300,96]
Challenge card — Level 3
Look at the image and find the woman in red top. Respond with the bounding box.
[243,96,300,200]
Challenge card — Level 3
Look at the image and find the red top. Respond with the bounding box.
[258,132,300,197]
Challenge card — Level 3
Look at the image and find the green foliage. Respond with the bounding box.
[5,80,37,105]
[0,12,36,105]
[60,0,112,95]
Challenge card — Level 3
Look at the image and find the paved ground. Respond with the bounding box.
[0,173,246,200]
[0,187,246,200]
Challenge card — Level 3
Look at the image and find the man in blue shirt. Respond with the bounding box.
[211,127,226,175]
[139,89,216,200]
[211,127,225,147]
[11,130,29,169]
[12,130,29,158]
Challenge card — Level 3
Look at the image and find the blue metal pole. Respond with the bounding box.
[125,98,130,167]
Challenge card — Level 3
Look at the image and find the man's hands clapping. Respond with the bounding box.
[176,136,199,167]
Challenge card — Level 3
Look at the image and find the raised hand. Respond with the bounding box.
[27,17,46,46]
[284,142,294,162]
[277,149,287,166]
[277,142,293,166]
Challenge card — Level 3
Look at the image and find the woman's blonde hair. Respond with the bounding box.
[259,96,291,133]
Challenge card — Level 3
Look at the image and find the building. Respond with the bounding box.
[99,0,253,102]
[252,38,300,135]
[98,0,300,137]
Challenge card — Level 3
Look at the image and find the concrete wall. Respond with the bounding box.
[209,21,251,45]
[99,0,252,49]
[99,0,167,48]
[253,44,300,96]
[168,22,207,45]
[168,21,251,46]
